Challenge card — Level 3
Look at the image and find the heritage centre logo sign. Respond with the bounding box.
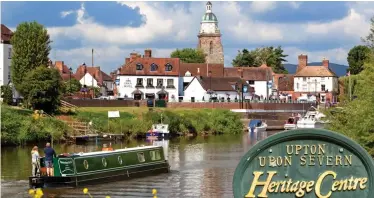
[233,129,374,198]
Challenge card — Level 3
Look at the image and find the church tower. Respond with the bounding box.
[197,1,224,64]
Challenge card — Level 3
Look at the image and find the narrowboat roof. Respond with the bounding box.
[72,145,162,157]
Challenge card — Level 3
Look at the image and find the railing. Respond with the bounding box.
[61,100,78,109]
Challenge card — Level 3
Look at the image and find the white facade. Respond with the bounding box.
[179,76,194,96]
[183,77,249,102]
[249,80,272,98]
[294,76,338,93]
[80,73,98,87]
[0,43,12,86]
[116,75,179,101]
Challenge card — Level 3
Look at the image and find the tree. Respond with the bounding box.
[327,53,374,155]
[1,85,13,105]
[63,78,82,95]
[362,16,374,51]
[10,21,52,96]
[170,48,206,63]
[21,66,63,114]
[347,45,372,75]
[232,46,288,73]
[232,49,256,67]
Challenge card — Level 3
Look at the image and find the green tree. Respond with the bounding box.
[63,78,82,95]
[10,21,52,96]
[327,53,374,155]
[347,45,371,75]
[232,49,256,67]
[170,48,206,63]
[232,46,288,73]
[1,85,13,105]
[21,66,63,114]
[361,16,374,51]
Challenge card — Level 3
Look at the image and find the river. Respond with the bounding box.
[1,131,277,198]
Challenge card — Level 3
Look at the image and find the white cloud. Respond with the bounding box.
[250,1,277,13]
[40,1,374,72]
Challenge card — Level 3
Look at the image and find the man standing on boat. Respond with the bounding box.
[44,143,56,176]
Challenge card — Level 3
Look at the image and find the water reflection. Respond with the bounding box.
[1,131,279,198]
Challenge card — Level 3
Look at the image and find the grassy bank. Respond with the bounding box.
[1,106,244,145]
[74,107,244,138]
[1,106,71,145]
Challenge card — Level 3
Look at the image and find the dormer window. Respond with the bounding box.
[150,63,158,71]
[165,63,173,71]
[136,63,143,70]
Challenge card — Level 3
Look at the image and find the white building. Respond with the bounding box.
[223,65,274,99]
[1,24,12,87]
[294,54,339,103]
[183,76,252,102]
[74,64,114,96]
[116,49,180,101]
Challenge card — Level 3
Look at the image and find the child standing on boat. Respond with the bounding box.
[31,146,40,176]
[44,143,56,176]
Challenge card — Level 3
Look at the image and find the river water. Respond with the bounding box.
[1,131,277,198]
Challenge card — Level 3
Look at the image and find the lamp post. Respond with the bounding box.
[69,67,72,95]
[83,62,86,99]
[208,71,212,101]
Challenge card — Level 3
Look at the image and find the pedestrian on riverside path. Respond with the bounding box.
[44,143,56,177]
[31,146,40,176]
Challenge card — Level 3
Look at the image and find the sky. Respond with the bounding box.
[2,1,374,74]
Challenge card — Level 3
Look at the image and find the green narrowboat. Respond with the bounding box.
[29,145,170,188]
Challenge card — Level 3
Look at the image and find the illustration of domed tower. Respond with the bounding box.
[197,1,224,64]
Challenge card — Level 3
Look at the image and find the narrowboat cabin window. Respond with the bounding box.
[137,152,145,162]
[150,150,161,161]
[83,160,89,169]
[118,156,123,165]
[102,158,107,167]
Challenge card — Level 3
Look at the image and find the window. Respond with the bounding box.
[165,63,173,71]
[8,71,10,81]
[303,77,306,81]
[167,79,174,88]
[321,85,326,91]
[209,41,213,54]
[321,77,325,81]
[137,152,145,162]
[321,96,325,102]
[150,150,161,161]
[136,78,143,87]
[156,79,163,88]
[8,48,12,59]
[83,160,89,169]
[247,80,254,85]
[147,78,154,88]
[136,63,143,70]
[118,156,123,165]
[150,63,158,71]
[296,83,299,90]
[302,84,307,91]
[102,158,107,167]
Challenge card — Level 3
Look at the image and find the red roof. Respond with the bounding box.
[1,24,13,44]
[224,66,273,81]
[179,63,224,77]
[119,57,181,76]
[75,65,113,86]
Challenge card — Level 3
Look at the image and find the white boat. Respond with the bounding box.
[146,114,170,139]
[248,119,267,133]
[296,106,328,129]
[284,115,300,130]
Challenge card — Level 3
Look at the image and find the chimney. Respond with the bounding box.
[55,61,64,72]
[197,68,200,75]
[130,52,138,62]
[125,58,130,64]
[322,58,329,68]
[137,54,141,58]
[297,54,308,72]
[237,68,243,78]
[144,49,152,58]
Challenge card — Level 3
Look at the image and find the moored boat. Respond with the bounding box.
[284,114,301,130]
[296,106,328,129]
[29,145,170,189]
[146,115,170,139]
[247,119,267,133]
